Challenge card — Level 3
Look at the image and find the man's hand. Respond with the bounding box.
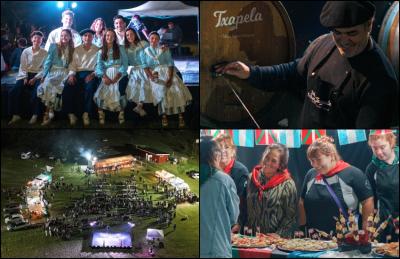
[28,77,38,86]
[215,61,251,79]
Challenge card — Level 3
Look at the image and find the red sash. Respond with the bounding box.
[223,159,235,174]
[251,165,291,201]
[315,160,350,180]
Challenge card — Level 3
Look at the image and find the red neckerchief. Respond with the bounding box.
[315,160,350,180]
[251,165,291,201]
[223,159,235,174]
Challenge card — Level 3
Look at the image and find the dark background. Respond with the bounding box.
[1,1,199,43]
[281,1,394,56]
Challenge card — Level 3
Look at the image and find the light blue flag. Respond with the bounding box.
[337,130,367,145]
[231,130,254,147]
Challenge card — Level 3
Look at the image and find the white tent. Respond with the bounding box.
[146,228,164,241]
[118,1,198,18]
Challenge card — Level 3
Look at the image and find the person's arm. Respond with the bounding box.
[18,49,28,81]
[33,49,47,80]
[361,197,374,231]
[165,49,174,87]
[298,198,307,226]
[67,49,78,85]
[248,60,300,91]
[351,168,375,230]
[42,44,55,79]
[226,180,240,227]
[365,164,378,209]
[68,49,78,76]
[275,181,298,237]
[95,50,105,78]
[118,46,128,77]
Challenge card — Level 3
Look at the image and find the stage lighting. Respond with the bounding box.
[128,222,135,227]
[83,151,92,161]
[71,2,77,9]
[57,1,64,9]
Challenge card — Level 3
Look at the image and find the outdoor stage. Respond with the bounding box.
[91,231,132,249]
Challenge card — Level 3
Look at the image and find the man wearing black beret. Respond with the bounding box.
[217,1,398,128]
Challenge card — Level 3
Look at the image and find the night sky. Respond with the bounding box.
[1,1,199,43]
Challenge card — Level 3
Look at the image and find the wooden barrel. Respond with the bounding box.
[378,1,399,79]
[200,1,296,124]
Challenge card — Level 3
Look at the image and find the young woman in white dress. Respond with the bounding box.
[142,31,192,128]
[37,29,74,125]
[124,28,163,117]
[94,28,128,125]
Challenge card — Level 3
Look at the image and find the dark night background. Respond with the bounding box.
[1,1,199,43]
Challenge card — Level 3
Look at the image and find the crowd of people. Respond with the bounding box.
[200,130,399,258]
[38,169,199,243]
[3,9,192,127]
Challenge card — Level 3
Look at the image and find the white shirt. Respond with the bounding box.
[44,27,82,51]
[68,44,99,75]
[16,46,48,81]
[114,29,125,46]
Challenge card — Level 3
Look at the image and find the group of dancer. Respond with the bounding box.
[8,10,192,127]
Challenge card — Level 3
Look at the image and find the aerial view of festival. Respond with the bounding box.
[1,129,199,257]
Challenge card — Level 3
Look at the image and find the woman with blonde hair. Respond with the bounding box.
[366,130,398,242]
[214,133,249,234]
[299,136,374,233]
[246,143,297,237]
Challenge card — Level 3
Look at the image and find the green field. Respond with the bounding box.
[1,130,199,258]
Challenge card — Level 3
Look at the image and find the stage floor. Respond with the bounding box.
[174,57,199,86]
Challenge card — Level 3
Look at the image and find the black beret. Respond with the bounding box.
[79,28,95,36]
[320,1,376,28]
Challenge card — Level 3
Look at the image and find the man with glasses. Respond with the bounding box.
[217,1,398,128]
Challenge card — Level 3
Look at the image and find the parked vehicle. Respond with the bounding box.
[4,214,24,224]
[6,220,30,231]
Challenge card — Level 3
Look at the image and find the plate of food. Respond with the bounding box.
[277,238,338,252]
[231,233,285,248]
[372,242,399,258]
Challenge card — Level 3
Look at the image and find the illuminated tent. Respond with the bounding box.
[118,1,198,18]
[146,228,164,241]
